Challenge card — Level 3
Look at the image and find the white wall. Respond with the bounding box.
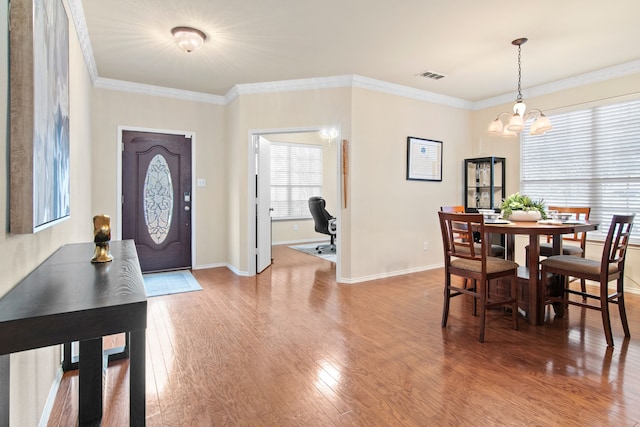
[0,3,94,423]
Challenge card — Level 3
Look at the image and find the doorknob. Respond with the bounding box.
[184,206,190,211]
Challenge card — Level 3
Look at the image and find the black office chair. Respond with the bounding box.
[308,197,336,253]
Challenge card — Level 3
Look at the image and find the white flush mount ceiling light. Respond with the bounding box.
[171,26,207,53]
[488,38,552,137]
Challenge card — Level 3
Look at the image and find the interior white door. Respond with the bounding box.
[256,136,272,273]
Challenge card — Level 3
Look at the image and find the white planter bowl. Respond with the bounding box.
[507,210,542,221]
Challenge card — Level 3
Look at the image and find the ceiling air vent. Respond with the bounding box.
[416,70,446,80]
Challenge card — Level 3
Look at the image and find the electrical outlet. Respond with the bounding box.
[423,242,429,251]
[293,224,298,231]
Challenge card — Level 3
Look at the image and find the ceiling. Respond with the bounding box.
[77,0,640,104]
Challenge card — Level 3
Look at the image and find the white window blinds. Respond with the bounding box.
[521,99,640,242]
[270,142,323,219]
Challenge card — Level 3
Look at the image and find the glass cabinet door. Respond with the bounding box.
[464,157,505,212]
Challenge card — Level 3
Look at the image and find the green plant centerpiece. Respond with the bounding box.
[500,192,547,220]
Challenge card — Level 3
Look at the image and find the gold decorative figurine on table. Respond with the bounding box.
[91,214,113,263]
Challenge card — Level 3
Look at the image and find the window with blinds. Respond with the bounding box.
[521,98,640,243]
[271,142,323,219]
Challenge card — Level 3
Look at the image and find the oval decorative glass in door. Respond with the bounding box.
[143,154,173,244]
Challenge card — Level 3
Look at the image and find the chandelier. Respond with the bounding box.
[488,38,552,137]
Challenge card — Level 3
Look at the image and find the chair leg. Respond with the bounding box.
[478,280,487,343]
[552,275,569,317]
[580,278,587,301]
[511,275,519,331]
[540,266,548,320]
[471,279,477,317]
[617,277,630,338]
[442,275,451,327]
[600,282,615,347]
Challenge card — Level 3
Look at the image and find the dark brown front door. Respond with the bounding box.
[122,131,192,272]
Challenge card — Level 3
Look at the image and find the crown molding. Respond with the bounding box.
[351,75,473,110]
[66,0,98,83]
[94,78,227,105]
[227,75,472,109]
[225,75,354,103]
[472,59,640,110]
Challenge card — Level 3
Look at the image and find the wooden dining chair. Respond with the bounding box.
[526,206,591,294]
[440,206,505,258]
[540,214,635,347]
[438,212,519,343]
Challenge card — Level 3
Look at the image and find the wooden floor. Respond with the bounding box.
[48,244,640,426]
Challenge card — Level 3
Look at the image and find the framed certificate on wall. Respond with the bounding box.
[406,137,442,182]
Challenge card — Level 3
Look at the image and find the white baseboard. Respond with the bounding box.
[339,263,444,284]
[39,366,63,427]
[192,262,227,270]
[274,238,330,246]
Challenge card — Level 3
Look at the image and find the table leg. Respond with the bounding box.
[0,355,9,427]
[505,234,515,261]
[79,338,103,425]
[130,330,146,426]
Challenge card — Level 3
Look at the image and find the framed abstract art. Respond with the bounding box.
[10,0,70,233]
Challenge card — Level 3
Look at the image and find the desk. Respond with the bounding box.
[0,240,147,426]
[485,221,597,325]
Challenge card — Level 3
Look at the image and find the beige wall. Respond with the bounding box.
[348,88,472,281]
[0,5,94,423]
[225,88,352,275]
[226,86,473,281]
[471,73,640,293]
[90,90,228,268]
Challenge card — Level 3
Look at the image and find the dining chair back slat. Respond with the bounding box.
[440,206,505,259]
[545,206,591,246]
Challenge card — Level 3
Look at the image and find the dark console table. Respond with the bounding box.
[0,240,147,426]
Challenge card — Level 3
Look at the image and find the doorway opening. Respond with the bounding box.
[249,127,341,279]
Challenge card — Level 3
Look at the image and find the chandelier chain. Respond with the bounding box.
[516,44,523,102]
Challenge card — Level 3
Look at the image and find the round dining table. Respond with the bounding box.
[484,220,598,325]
